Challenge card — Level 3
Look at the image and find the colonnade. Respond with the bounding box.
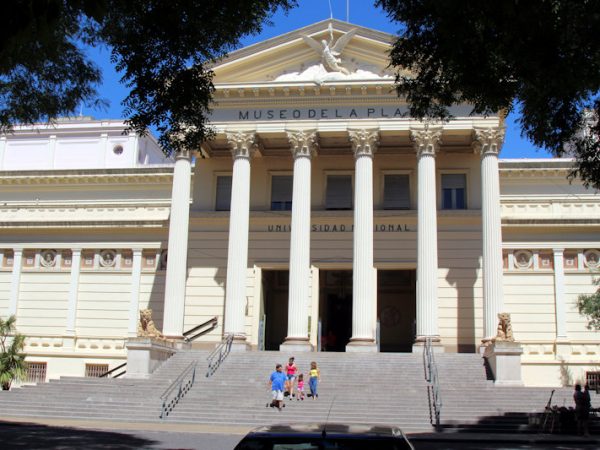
[161,126,507,350]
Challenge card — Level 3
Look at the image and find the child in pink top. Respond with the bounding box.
[296,373,305,401]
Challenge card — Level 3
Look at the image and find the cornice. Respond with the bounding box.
[0,167,175,185]
[0,220,167,229]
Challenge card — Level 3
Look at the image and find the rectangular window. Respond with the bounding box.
[215,175,232,211]
[25,362,47,383]
[85,364,109,378]
[326,175,353,210]
[383,174,410,209]
[271,175,293,211]
[441,174,466,209]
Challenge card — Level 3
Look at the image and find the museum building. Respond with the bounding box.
[0,20,599,386]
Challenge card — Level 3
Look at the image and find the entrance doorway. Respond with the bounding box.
[377,270,416,352]
[319,270,352,352]
[262,270,289,350]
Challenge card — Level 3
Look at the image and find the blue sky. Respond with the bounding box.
[83,0,549,159]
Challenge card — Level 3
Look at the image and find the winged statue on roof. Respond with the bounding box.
[301,23,357,75]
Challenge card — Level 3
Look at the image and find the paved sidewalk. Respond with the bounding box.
[1,416,599,450]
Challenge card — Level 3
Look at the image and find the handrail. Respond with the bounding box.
[99,362,126,378]
[159,360,197,419]
[424,337,442,430]
[206,333,234,377]
[183,316,218,343]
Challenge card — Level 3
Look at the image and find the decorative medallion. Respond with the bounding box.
[40,250,57,268]
[99,250,117,268]
[584,249,600,269]
[514,250,533,269]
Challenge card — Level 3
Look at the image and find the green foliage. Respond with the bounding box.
[0,316,26,390]
[577,279,600,330]
[2,0,297,155]
[376,0,600,190]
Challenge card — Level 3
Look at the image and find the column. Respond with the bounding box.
[411,128,442,350]
[128,249,143,337]
[8,248,23,317]
[162,151,192,338]
[553,249,568,340]
[347,129,378,352]
[66,249,82,335]
[224,132,256,349]
[0,136,6,170]
[282,130,317,351]
[474,127,506,341]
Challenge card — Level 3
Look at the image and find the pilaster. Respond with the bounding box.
[128,249,143,337]
[8,248,23,317]
[65,249,82,335]
[282,130,317,352]
[553,248,568,342]
[411,127,443,350]
[474,127,506,341]
[224,132,256,349]
[347,129,378,352]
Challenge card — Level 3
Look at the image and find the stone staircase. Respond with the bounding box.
[0,349,597,434]
[0,350,209,423]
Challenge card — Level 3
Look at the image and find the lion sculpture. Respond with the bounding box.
[495,312,514,342]
[137,308,165,339]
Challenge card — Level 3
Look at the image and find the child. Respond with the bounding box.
[296,373,305,401]
[267,364,287,411]
[308,361,320,399]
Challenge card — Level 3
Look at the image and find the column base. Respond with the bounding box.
[230,335,251,352]
[346,338,378,353]
[280,338,313,353]
[412,336,444,353]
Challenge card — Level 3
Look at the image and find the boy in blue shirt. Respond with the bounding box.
[267,364,287,411]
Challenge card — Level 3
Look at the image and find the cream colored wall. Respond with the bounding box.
[76,272,131,337]
[17,272,70,336]
[139,272,166,331]
[504,272,557,341]
[565,271,599,340]
[438,228,483,351]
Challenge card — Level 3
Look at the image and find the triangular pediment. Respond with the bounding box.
[212,19,397,85]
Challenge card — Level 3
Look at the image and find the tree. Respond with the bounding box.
[577,279,600,330]
[0,316,26,390]
[2,0,297,155]
[376,0,600,189]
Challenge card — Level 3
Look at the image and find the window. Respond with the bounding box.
[85,363,109,378]
[326,175,353,210]
[25,362,47,383]
[215,175,232,211]
[441,174,466,209]
[271,175,293,211]
[383,174,410,209]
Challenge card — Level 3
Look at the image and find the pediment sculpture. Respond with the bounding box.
[301,23,357,75]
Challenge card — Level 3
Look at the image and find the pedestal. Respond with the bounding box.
[125,338,186,379]
[346,339,378,352]
[280,338,313,353]
[484,341,524,386]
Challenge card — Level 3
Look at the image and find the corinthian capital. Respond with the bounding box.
[348,129,379,158]
[410,127,442,157]
[473,127,505,156]
[225,131,257,159]
[287,130,318,159]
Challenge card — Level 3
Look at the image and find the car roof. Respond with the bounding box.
[245,423,406,439]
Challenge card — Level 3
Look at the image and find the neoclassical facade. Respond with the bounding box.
[1,20,599,386]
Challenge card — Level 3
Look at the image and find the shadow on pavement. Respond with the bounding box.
[0,420,159,449]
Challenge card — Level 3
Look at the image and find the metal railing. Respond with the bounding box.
[99,362,126,378]
[159,360,197,419]
[206,333,234,377]
[183,316,218,343]
[423,337,442,430]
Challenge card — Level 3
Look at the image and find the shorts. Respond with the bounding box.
[272,390,284,401]
[287,374,296,381]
